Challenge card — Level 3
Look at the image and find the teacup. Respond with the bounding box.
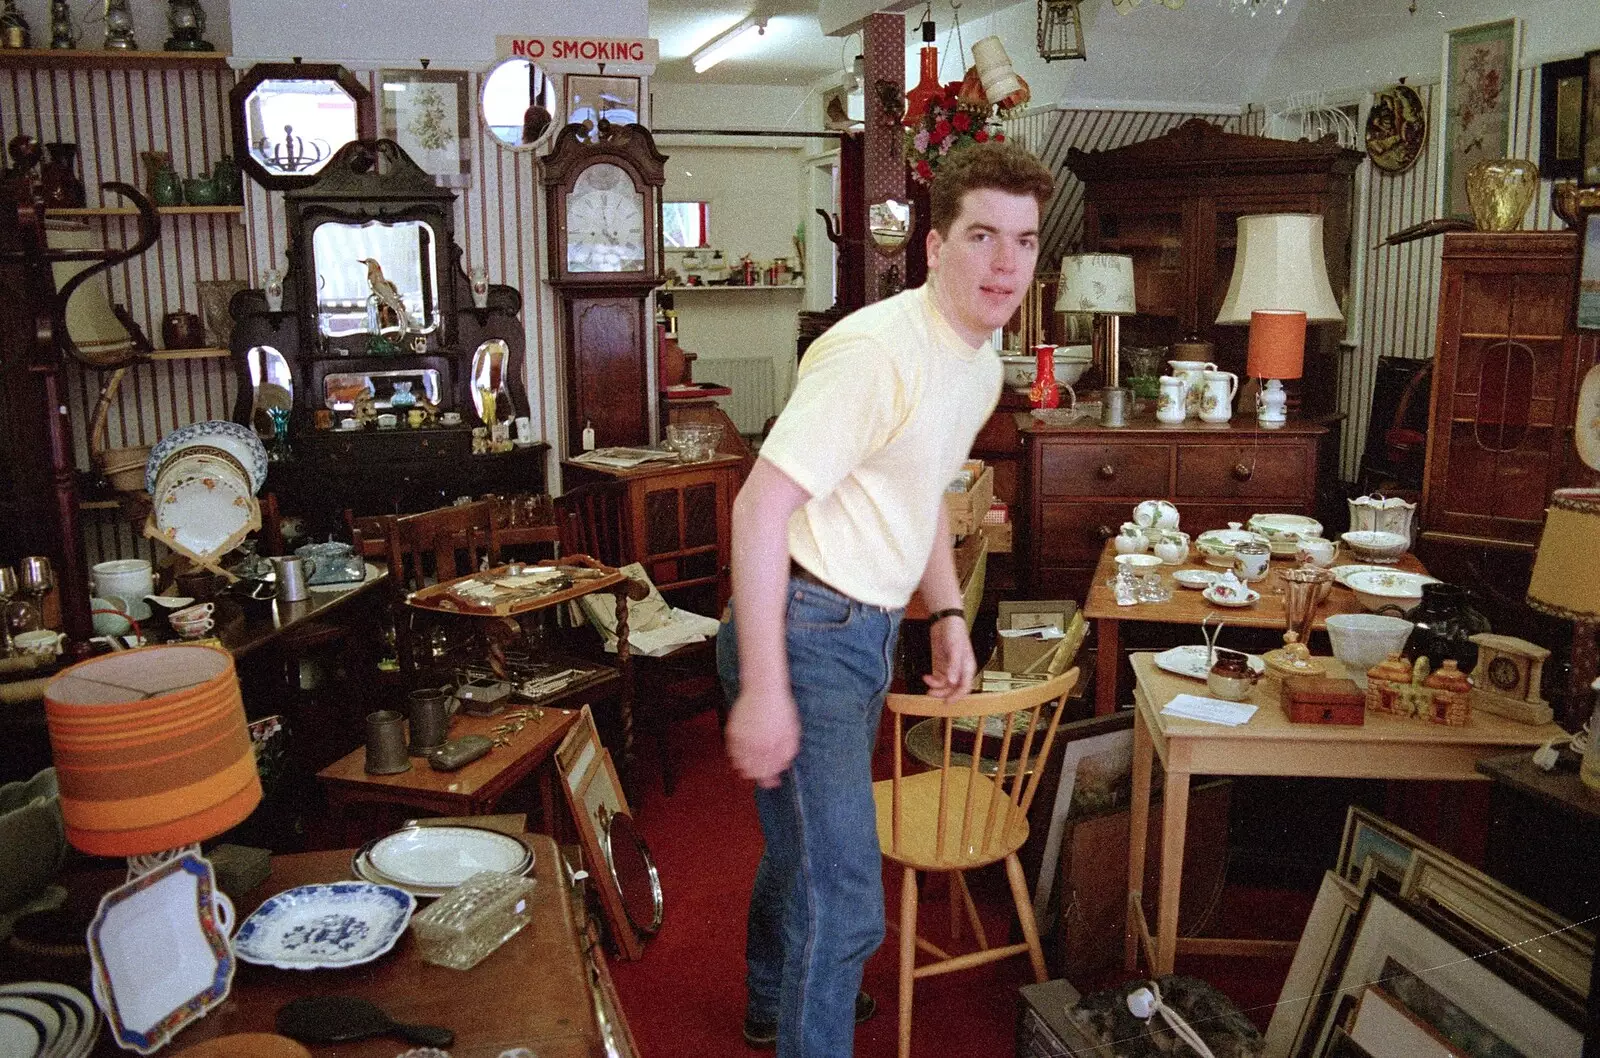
[171,602,215,623]
[339,418,361,431]
[376,413,398,429]
[171,616,215,639]
[1296,537,1336,567]
[15,630,64,656]
[440,412,463,426]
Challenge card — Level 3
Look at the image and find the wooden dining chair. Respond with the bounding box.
[875,668,1079,1058]
[394,500,502,591]
[553,482,631,567]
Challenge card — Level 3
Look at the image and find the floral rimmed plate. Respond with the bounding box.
[153,472,254,557]
[1153,645,1266,681]
[234,882,415,970]
[145,420,268,495]
[1331,564,1396,588]
[87,853,234,1056]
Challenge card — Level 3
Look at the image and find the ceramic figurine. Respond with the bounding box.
[1423,659,1472,726]
[47,0,75,47]
[361,258,415,340]
[351,391,377,426]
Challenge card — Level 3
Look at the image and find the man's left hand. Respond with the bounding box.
[923,615,976,699]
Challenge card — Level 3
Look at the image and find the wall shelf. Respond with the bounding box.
[148,347,230,361]
[0,48,230,71]
[663,284,805,293]
[46,206,243,218]
[79,499,122,510]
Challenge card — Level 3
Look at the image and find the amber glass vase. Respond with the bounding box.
[1464,158,1539,232]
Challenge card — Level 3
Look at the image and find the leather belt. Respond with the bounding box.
[789,559,830,588]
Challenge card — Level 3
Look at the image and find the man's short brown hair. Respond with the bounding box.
[928,141,1054,236]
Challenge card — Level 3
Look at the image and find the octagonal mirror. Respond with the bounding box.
[230,62,372,190]
[480,57,559,152]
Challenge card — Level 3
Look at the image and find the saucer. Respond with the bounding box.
[1202,585,1260,608]
[1172,569,1219,590]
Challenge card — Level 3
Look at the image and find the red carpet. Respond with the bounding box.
[610,712,1309,1057]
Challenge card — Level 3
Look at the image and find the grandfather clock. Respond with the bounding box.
[541,122,666,451]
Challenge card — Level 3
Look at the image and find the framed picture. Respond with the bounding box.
[1438,19,1520,220]
[564,74,641,139]
[555,706,644,960]
[1578,212,1600,332]
[1028,711,1133,927]
[378,68,471,187]
[1336,806,1430,886]
[1262,870,1363,1058]
[1584,51,1600,187]
[1311,886,1583,1058]
[1539,57,1587,181]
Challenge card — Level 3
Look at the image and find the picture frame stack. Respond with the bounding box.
[1262,806,1592,1058]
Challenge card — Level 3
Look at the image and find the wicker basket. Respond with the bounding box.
[90,368,152,492]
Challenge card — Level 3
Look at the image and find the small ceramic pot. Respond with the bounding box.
[376,413,398,429]
[1153,532,1190,565]
[1133,499,1179,530]
[1115,523,1147,554]
[1233,541,1272,582]
[1207,652,1258,701]
[1296,537,1336,567]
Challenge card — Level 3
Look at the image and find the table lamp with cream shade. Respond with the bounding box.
[1215,213,1344,426]
[1526,488,1600,735]
[1056,253,1135,389]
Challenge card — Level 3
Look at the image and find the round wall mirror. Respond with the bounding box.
[869,199,914,255]
[481,57,559,152]
[599,805,662,935]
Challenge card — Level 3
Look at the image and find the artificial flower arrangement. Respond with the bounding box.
[904,66,1030,185]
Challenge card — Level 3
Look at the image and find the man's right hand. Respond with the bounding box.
[725,688,801,788]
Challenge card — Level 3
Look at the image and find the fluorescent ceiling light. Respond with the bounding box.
[691,14,767,74]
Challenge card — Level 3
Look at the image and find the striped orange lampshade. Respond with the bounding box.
[44,645,262,857]
[1246,310,1307,381]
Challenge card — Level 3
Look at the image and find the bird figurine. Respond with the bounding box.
[358,258,415,341]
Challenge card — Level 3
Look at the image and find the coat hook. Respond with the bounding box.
[420,57,430,69]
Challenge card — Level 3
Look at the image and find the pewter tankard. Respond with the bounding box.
[272,555,317,603]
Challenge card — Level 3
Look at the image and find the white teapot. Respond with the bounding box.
[1133,499,1180,531]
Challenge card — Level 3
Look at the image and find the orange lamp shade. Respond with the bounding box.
[44,645,262,857]
[1246,309,1307,381]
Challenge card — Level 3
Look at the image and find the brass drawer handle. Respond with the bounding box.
[1096,524,1114,541]
[1232,463,1253,482]
[1098,464,1116,479]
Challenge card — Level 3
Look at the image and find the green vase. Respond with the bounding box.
[151,166,183,207]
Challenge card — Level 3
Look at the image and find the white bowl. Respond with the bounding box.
[1000,346,1092,391]
[1344,569,1438,613]
[1172,569,1219,590]
[1324,614,1414,688]
[1114,553,1163,571]
[1340,530,1409,563]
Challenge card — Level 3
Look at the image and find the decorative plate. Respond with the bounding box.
[1332,563,1395,588]
[364,826,533,891]
[1154,645,1266,681]
[0,1009,42,1058]
[0,982,97,1058]
[1201,584,1260,608]
[154,447,250,500]
[1365,83,1427,174]
[145,420,268,495]
[153,472,254,558]
[1577,363,1600,472]
[234,882,415,970]
[1172,568,1220,590]
[87,853,234,1056]
[1344,569,1437,599]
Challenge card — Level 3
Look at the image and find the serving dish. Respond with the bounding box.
[1201,584,1260,608]
[1340,530,1409,564]
[1194,525,1270,567]
[145,420,268,495]
[999,345,1091,391]
[87,853,234,1055]
[1247,513,1323,554]
[234,882,415,970]
[358,825,533,895]
[1345,569,1438,612]
[1153,645,1266,681]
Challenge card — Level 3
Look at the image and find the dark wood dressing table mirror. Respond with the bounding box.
[227,139,546,535]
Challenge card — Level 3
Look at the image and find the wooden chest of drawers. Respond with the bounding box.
[1021,415,1326,599]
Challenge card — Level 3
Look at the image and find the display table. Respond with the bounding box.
[81,834,636,1057]
[1082,541,1429,714]
[1126,651,1564,977]
[214,565,391,660]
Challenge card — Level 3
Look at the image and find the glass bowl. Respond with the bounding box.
[665,422,723,462]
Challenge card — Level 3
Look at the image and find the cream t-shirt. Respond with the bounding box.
[759,284,1002,608]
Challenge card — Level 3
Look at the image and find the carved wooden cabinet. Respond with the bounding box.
[1066,120,1361,418]
[1420,232,1598,552]
[562,453,740,614]
[1021,416,1325,600]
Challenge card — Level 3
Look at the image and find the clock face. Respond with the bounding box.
[1487,655,1523,694]
[565,162,646,274]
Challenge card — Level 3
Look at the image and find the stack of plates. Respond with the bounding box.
[351,824,534,898]
[144,422,267,560]
[0,982,98,1058]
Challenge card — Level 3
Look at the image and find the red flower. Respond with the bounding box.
[994,133,1005,142]
[952,111,971,132]
[933,119,952,140]
[974,128,989,143]
[915,159,933,181]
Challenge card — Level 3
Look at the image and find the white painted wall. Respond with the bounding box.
[659,143,808,408]
[652,82,821,130]
[1254,0,1600,103]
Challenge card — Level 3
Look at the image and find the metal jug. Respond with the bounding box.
[272,555,317,603]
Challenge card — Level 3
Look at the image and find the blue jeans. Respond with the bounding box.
[718,576,903,1058]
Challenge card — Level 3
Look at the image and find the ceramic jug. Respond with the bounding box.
[1197,370,1239,424]
[1168,359,1217,416]
[1156,376,1187,424]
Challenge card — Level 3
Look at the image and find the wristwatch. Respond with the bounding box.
[927,608,966,624]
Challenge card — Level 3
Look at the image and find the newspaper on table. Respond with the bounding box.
[577,562,719,656]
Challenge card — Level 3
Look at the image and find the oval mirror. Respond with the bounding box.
[470,338,514,424]
[599,805,662,935]
[230,62,370,190]
[247,345,293,439]
[869,198,914,255]
[480,57,559,152]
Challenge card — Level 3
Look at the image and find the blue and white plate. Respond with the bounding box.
[234,882,415,970]
[145,420,268,496]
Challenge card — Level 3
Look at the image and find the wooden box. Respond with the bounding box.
[1281,676,1365,725]
[944,462,993,537]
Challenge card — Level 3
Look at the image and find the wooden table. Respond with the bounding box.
[318,706,582,840]
[84,834,635,1057]
[1126,651,1565,977]
[1082,541,1429,715]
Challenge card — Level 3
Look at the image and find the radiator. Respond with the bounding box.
[695,356,776,436]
